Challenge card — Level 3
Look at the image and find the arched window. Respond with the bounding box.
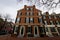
[14,25,18,34]
[19,26,25,37]
[34,25,39,37]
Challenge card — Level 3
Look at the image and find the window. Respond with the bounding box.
[38,12,41,16]
[43,16,46,19]
[44,21,47,25]
[26,12,29,16]
[30,12,33,16]
[50,21,53,25]
[54,16,56,19]
[56,21,59,25]
[38,17,42,23]
[39,27,45,37]
[49,16,51,19]
[45,27,49,32]
[19,12,22,16]
[30,8,33,11]
[35,27,38,34]
[16,17,20,23]
[27,8,29,10]
[34,26,39,37]
[30,17,34,23]
[27,26,32,37]
[20,26,25,37]
[50,27,56,32]
[27,27,32,33]
[26,17,29,23]
[39,27,45,33]
[14,25,18,34]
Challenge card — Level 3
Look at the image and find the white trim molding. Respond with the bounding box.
[34,25,39,37]
[45,25,55,27]
[19,26,25,37]
[57,25,60,27]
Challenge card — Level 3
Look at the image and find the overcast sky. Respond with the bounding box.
[0,0,60,23]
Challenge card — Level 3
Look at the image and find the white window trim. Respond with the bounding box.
[38,12,41,16]
[26,12,29,16]
[30,17,33,21]
[56,21,59,25]
[16,17,20,23]
[19,26,25,37]
[50,21,53,25]
[26,17,29,23]
[30,12,33,16]
[27,8,29,10]
[34,26,39,37]
[45,27,53,37]
[44,21,47,25]
[39,17,42,23]
[49,16,51,19]
[14,25,18,34]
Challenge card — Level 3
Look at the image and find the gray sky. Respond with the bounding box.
[0,0,60,23]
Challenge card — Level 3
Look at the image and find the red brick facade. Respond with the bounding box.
[13,5,60,40]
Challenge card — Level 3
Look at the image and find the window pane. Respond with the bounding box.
[38,18,42,23]
[35,27,37,34]
[30,8,33,11]
[30,12,33,16]
[39,27,45,33]
[26,12,29,16]
[45,27,48,32]
[44,21,47,25]
[27,8,29,10]
[30,17,34,23]
[50,21,53,25]
[27,27,32,33]
[49,16,51,19]
[43,16,46,19]
[26,17,29,23]
[38,12,41,16]
[21,27,23,34]
[19,12,22,16]
[14,25,18,32]
[16,17,20,23]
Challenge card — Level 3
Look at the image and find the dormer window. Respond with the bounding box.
[30,8,33,11]
[27,8,29,10]
[26,12,29,16]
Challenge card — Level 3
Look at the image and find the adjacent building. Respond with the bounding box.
[13,5,60,38]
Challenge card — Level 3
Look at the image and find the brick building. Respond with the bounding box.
[13,5,60,39]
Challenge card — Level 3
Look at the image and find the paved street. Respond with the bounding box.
[0,34,60,40]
